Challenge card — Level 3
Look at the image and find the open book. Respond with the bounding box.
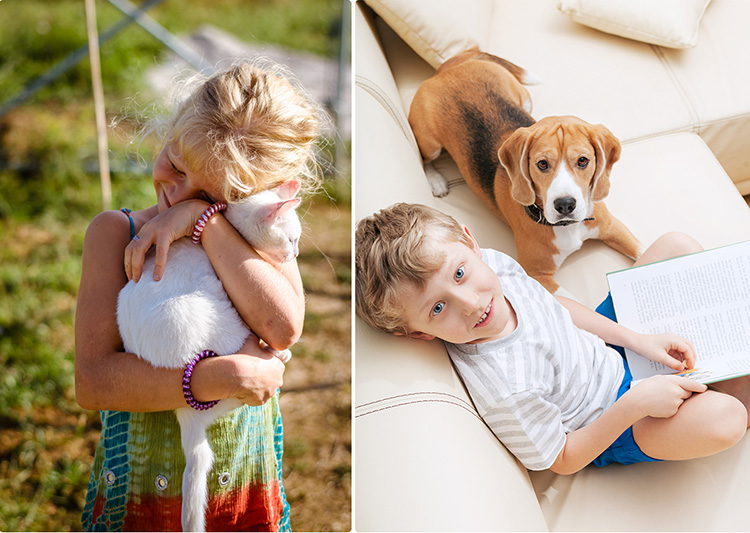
[607,240,750,384]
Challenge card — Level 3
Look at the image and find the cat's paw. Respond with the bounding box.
[269,348,292,364]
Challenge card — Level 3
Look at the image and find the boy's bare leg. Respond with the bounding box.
[710,378,750,427]
[633,232,703,267]
[633,389,747,460]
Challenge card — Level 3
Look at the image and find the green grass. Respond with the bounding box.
[0,0,348,530]
[0,0,341,106]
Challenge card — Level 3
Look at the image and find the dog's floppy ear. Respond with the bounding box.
[588,124,621,202]
[498,126,536,205]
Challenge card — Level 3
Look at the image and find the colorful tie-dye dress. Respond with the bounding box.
[81,208,291,531]
[81,397,290,531]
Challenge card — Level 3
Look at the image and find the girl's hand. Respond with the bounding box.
[632,332,697,372]
[124,199,209,282]
[626,374,707,419]
[228,335,286,406]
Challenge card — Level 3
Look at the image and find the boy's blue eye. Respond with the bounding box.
[431,302,445,316]
[455,266,465,281]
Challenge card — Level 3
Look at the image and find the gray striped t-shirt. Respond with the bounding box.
[446,249,625,471]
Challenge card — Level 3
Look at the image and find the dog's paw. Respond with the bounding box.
[425,162,450,197]
[520,69,543,86]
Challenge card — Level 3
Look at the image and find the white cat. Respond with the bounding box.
[116,179,302,532]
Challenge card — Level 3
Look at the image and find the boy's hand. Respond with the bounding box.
[627,375,707,419]
[633,332,697,371]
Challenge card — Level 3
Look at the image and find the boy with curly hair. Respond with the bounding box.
[356,202,749,474]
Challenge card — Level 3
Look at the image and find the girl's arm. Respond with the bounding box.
[200,212,304,350]
[75,210,285,412]
[123,200,305,350]
[555,295,696,371]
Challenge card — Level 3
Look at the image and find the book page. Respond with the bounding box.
[606,241,750,384]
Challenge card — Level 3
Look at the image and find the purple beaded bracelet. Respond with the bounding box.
[191,202,228,245]
[182,349,220,410]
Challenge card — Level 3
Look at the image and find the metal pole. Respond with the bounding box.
[0,0,164,119]
[0,0,208,119]
[84,0,112,210]
[105,0,209,72]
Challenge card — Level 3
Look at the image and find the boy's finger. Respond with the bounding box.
[677,377,708,393]
[684,342,697,368]
[673,336,697,367]
[665,357,685,371]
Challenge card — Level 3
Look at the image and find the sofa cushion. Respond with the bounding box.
[555,132,750,309]
[355,320,550,532]
[355,6,550,531]
[366,0,750,192]
[531,433,750,531]
[481,1,692,143]
[557,0,712,49]
[370,0,693,158]
[356,2,750,530]
[364,0,492,69]
[655,1,750,194]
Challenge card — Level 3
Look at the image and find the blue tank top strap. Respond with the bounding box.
[120,208,135,239]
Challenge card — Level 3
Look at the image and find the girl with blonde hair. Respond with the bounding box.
[75,60,321,531]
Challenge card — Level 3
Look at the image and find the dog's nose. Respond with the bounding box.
[554,197,576,216]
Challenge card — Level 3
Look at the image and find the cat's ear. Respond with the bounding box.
[265,198,301,221]
[275,179,301,200]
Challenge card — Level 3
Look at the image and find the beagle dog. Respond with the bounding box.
[408,48,643,293]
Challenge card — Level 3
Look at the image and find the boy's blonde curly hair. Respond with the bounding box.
[355,203,474,335]
[159,60,323,202]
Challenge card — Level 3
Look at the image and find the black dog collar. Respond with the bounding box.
[524,203,594,227]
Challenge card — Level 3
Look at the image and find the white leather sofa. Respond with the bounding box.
[353,1,750,531]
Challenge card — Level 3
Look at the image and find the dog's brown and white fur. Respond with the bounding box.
[409,48,643,293]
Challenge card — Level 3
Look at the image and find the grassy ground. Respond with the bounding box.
[0,191,351,532]
[0,0,350,530]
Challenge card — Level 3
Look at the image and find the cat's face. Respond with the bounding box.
[224,185,302,264]
[264,212,301,263]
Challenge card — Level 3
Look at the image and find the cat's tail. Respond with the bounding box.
[176,408,216,533]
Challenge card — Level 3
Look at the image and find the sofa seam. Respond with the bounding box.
[650,44,701,134]
[356,399,483,421]
[620,111,750,146]
[355,391,481,420]
[621,131,747,195]
[355,74,420,156]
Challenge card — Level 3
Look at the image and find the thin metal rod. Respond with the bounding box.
[105,0,209,72]
[0,0,206,119]
[0,0,163,119]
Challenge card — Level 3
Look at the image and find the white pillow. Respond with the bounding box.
[558,0,712,49]
[365,0,493,69]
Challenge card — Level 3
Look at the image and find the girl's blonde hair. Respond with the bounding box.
[355,203,474,335]
[158,60,323,201]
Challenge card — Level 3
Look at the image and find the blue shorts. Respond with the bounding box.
[590,293,662,467]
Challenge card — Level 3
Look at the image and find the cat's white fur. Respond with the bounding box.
[116,179,301,532]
